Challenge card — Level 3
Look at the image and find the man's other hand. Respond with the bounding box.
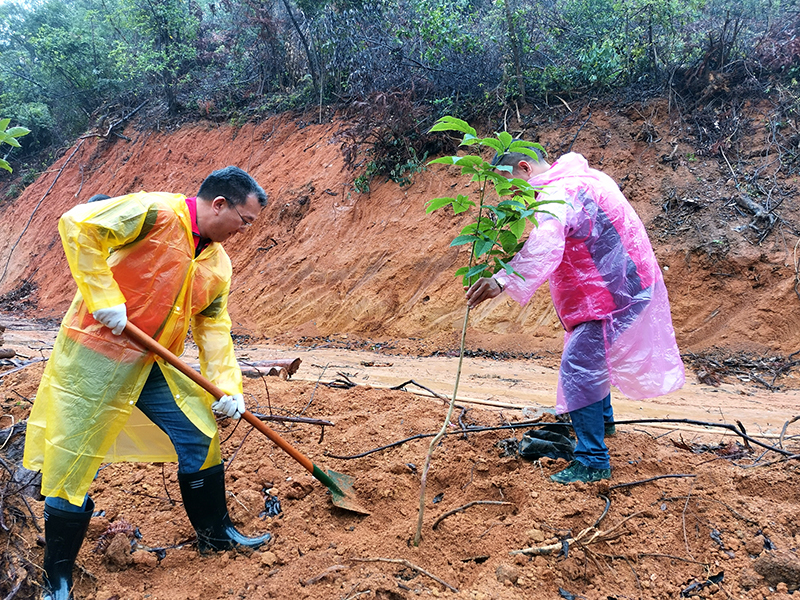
[92,303,127,335]
[465,277,503,309]
[212,394,245,419]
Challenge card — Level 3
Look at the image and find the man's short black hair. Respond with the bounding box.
[491,143,546,168]
[197,166,268,207]
[87,194,111,203]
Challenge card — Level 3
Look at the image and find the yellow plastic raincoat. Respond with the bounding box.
[23,192,241,506]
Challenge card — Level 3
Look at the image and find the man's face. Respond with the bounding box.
[200,193,262,242]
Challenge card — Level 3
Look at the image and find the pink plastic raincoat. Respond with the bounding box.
[494,153,685,413]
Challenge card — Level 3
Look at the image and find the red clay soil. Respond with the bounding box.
[1,100,800,599]
[2,354,800,600]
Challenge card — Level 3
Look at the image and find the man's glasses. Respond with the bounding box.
[226,198,253,228]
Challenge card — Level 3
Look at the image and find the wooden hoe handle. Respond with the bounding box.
[123,321,315,473]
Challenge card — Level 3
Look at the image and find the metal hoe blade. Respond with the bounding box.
[312,466,371,515]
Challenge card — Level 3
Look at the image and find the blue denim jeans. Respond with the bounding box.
[569,393,614,470]
[46,364,213,512]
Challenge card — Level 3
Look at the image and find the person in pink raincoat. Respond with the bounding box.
[466,148,685,484]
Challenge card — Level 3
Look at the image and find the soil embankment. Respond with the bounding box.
[1,101,798,356]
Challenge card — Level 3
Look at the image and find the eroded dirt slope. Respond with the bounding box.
[0,100,798,356]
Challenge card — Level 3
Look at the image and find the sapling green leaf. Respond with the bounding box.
[450,235,478,247]
[428,156,460,166]
[428,116,476,136]
[6,127,30,138]
[452,194,474,214]
[497,131,513,148]
[425,197,455,213]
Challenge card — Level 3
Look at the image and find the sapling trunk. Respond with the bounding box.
[414,305,470,546]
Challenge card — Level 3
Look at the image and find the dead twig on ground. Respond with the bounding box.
[390,380,448,401]
[302,564,349,586]
[0,356,47,382]
[326,372,356,389]
[683,348,800,391]
[609,474,696,492]
[743,452,800,469]
[431,501,512,530]
[350,557,458,593]
[302,362,329,414]
[249,413,334,427]
[613,418,792,456]
[327,417,793,460]
[511,510,646,556]
[779,416,800,449]
[325,421,553,459]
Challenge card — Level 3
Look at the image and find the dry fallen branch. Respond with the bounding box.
[609,474,696,491]
[779,415,800,449]
[326,372,357,389]
[431,501,513,530]
[0,358,47,381]
[327,416,793,460]
[350,557,458,593]
[240,358,302,376]
[249,412,334,428]
[510,510,648,556]
[302,564,349,586]
[744,452,800,469]
[390,380,449,401]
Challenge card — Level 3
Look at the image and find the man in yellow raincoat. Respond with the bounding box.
[24,166,269,600]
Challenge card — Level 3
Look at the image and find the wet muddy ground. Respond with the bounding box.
[2,318,800,600]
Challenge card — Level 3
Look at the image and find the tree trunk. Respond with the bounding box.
[503,0,525,104]
[279,0,320,98]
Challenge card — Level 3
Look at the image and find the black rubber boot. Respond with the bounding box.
[42,498,94,600]
[178,463,271,552]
